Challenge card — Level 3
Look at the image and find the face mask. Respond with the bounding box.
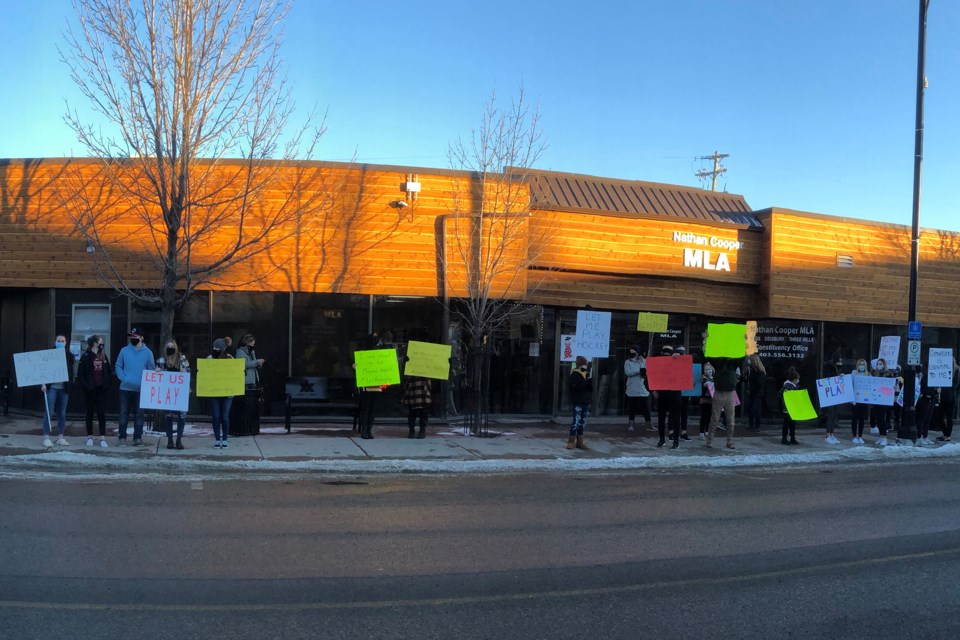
[858,365,865,372]
[628,351,637,358]
[877,365,885,371]
[212,348,221,356]
[166,347,176,356]
[579,366,587,372]
[55,342,65,349]
[97,344,104,352]
[130,338,140,346]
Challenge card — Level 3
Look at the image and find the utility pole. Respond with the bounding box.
[695,151,729,192]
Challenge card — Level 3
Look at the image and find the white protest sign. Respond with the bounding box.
[927,348,954,388]
[13,349,69,387]
[140,370,191,412]
[877,336,900,368]
[852,375,896,406]
[574,310,611,359]
[816,374,855,408]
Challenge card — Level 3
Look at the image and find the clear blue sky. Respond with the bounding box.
[2,0,959,231]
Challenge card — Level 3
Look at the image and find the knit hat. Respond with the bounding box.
[675,346,687,354]
[660,344,674,354]
[212,338,227,351]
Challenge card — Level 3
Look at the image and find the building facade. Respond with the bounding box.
[1,158,957,420]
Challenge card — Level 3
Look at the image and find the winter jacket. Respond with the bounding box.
[236,345,260,387]
[401,377,432,407]
[115,344,155,391]
[624,357,649,397]
[713,358,739,393]
[77,350,112,391]
[157,353,190,373]
[780,379,799,414]
[569,369,592,406]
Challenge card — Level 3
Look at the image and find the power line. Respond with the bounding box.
[695,151,729,192]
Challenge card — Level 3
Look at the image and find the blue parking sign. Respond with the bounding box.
[908,321,922,340]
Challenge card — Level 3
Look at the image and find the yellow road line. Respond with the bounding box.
[2,546,958,612]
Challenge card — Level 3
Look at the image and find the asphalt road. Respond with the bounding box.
[1,461,959,639]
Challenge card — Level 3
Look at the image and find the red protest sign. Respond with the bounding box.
[645,355,694,391]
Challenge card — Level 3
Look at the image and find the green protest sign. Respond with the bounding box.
[404,341,452,380]
[196,358,244,397]
[636,312,669,333]
[704,322,747,358]
[354,348,400,387]
[783,389,818,421]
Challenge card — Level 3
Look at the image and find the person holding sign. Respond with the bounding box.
[115,328,155,446]
[39,334,75,448]
[356,332,385,440]
[623,345,651,432]
[157,339,191,450]
[207,338,234,448]
[77,335,112,448]
[567,356,592,450]
[652,345,683,449]
[850,358,869,444]
[401,375,432,439]
[936,357,959,443]
[870,358,895,446]
[743,354,767,433]
[821,357,843,445]
[780,367,801,445]
[707,358,739,449]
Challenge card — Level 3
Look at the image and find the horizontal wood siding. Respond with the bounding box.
[530,209,762,285]
[526,270,757,318]
[765,209,960,327]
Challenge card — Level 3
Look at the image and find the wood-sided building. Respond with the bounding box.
[1,158,958,418]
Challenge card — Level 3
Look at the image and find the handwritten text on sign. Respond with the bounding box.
[816,374,855,408]
[636,312,668,333]
[354,348,401,387]
[852,375,896,406]
[404,341,452,380]
[877,336,901,368]
[13,349,69,387]
[928,348,954,388]
[140,370,190,412]
[575,310,611,359]
[196,358,245,397]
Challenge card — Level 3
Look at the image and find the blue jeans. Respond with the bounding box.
[210,397,233,441]
[570,403,591,436]
[43,387,69,437]
[118,389,144,440]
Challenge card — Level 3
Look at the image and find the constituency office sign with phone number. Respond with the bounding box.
[754,321,818,362]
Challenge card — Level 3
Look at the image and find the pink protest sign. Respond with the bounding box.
[646,355,694,391]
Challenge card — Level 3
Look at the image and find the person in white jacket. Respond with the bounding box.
[624,345,651,432]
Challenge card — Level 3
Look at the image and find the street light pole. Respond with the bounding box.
[901,0,929,443]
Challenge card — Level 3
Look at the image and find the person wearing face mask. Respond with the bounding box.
[850,358,869,444]
[623,345,651,432]
[780,367,801,445]
[207,337,234,448]
[77,334,113,447]
[115,328,155,446]
[39,334,76,448]
[821,356,843,445]
[567,355,592,450]
[871,358,894,446]
[235,333,265,436]
[157,339,190,450]
[653,345,684,449]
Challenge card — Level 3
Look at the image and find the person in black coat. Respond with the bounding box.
[77,334,114,447]
[567,355,592,450]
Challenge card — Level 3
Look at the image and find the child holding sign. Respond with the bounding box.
[780,367,800,445]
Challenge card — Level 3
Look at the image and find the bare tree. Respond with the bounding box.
[58,0,330,345]
[445,86,548,432]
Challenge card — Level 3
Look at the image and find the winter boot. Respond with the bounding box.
[175,437,184,450]
[575,435,589,450]
[628,419,635,432]
[566,436,577,450]
[408,427,416,439]
[166,437,175,450]
[416,428,426,439]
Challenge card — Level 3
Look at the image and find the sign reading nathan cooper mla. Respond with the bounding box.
[672,231,743,273]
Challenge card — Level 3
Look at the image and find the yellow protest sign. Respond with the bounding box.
[783,389,818,421]
[404,341,452,380]
[746,321,758,356]
[196,358,245,397]
[355,348,400,387]
[637,312,669,333]
[704,322,747,359]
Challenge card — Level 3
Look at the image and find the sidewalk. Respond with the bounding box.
[1,412,958,474]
